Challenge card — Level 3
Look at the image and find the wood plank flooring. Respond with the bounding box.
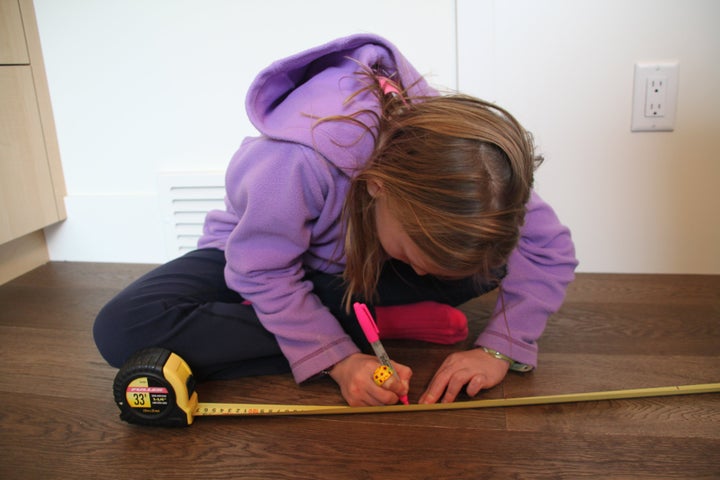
[0,263,718,479]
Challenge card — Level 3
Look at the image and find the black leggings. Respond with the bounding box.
[93,248,498,380]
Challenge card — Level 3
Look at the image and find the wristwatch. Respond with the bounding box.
[480,346,534,372]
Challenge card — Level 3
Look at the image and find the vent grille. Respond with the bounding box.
[158,173,225,259]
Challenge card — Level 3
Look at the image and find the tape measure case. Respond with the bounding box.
[113,347,198,427]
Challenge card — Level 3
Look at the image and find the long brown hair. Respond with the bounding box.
[339,74,542,309]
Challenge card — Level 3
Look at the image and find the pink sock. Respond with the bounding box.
[374,302,468,344]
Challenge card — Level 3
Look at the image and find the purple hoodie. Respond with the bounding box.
[199,34,578,383]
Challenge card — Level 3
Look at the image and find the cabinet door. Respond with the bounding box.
[0,0,29,64]
[0,67,61,243]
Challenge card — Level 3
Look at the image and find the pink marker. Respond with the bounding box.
[353,302,409,405]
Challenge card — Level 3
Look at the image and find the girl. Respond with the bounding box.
[94,34,577,407]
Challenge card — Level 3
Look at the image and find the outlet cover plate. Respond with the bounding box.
[631,62,679,132]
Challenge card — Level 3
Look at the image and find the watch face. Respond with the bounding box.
[510,363,534,373]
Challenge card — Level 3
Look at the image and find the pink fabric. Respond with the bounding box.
[375,302,468,344]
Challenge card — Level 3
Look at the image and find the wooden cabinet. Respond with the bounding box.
[0,0,67,282]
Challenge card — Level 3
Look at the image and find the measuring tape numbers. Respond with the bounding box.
[113,347,720,427]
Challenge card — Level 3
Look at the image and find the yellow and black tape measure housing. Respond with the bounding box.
[113,348,198,427]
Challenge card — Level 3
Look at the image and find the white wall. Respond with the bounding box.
[36,0,720,273]
[457,0,720,273]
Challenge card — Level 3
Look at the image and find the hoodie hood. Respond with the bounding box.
[245,34,437,176]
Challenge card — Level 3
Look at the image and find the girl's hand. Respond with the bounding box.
[418,348,510,404]
[329,353,412,406]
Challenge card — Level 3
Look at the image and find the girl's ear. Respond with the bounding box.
[367,180,382,197]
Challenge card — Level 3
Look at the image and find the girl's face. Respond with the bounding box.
[373,193,458,278]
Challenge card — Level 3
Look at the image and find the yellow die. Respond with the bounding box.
[373,365,393,386]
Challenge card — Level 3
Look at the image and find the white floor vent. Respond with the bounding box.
[158,172,226,259]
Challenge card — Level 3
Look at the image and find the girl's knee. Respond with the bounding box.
[93,297,139,368]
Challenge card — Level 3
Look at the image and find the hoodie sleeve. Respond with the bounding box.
[222,137,360,383]
[474,191,578,368]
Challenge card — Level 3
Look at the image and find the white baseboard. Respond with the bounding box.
[46,171,226,264]
[45,193,167,263]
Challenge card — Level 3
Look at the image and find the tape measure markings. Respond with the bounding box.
[193,382,720,417]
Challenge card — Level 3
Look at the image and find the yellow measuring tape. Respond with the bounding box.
[196,383,720,418]
[113,347,720,427]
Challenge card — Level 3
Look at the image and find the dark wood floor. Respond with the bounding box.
[0,262,718,479]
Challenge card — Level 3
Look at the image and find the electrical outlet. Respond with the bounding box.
[644,76,667,117]
[631,63,678,132]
